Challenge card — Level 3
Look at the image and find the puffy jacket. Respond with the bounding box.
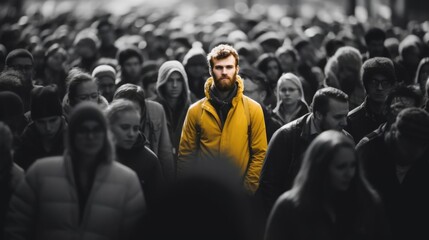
[178,75,267,193]
[5,156,145,240]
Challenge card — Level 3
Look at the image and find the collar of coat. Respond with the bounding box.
[203,74,244,101]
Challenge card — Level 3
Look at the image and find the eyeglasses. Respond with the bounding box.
[369,79,392,88]
[76,92,99,101]
[10,64,33,71]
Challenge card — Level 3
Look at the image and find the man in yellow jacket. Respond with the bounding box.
[178,44,267,193]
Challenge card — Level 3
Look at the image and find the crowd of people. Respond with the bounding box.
[1,3,429,240]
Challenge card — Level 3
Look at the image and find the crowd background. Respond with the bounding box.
[1,0,429,239]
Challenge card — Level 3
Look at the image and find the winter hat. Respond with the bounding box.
[395,107,429,141]
[5,48,34,67]
[182,47,207,67]
[31,85,62,120]
[0,91,23,119]
[361,57,397,89]
[68,102,107,139]
[92,65,116,81]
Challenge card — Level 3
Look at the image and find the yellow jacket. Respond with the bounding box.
[178,75,267,193]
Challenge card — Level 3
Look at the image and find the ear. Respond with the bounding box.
[236,65,240,74]
[314,110,323,121]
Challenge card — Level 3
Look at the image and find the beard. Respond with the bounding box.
[213,71,237,92]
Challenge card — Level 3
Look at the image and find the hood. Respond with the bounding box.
[414,57,429,85]
[156,60,191,104]
[182,47,207,67]
[204,74,244,100]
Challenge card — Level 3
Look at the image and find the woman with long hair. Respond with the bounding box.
[265,130,390,240]
[5,102,145,240]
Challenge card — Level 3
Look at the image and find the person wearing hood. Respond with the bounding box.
[106,99,163,208]
[178,44,267,193]
[182,47,209,100]
[154,60,192,171]
[14,85,67,171]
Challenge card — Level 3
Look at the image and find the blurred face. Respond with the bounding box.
[395,131,429,165]
[122,57,141,78]
[75,41,96,59]
[243,78,265,104]
[34,116,62,139]
[318,98,349,131]
[8,57,33,85]
[164,71,184,99]
[278,80,301,105]
[46,51,67,71]
[389,96,416,119]
[74,120,105,157]
[402,46,420,68]
[338,65,359,94]
[418,64,429,91]
[368,40,385,57]
[329,147,356,191]
[97,77,116,102]
[266,60,280,84]
[366,74,394,103]
[98,25,115,46]
[278,53,295,73]
[211,55,238,91]
[111,110,140,149]
[187,63,208,79]
[74,81,99,105]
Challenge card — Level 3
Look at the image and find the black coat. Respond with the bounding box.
[357,135,429,240]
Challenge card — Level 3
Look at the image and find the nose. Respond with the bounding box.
[376,82,384,90]
[172,79,177,88]
[45,122,52,132]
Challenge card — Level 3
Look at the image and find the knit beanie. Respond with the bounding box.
[395,107,429,141]
[361,57,396,89]
[0,91,23,119]
[92,65,116,81]
[5,49,34,67]
[30,85,62,120]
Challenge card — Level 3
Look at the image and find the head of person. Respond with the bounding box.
[113,83,146,124]
[241,67,268,105]
[5,49,34,86]
[92,64,117,103]
[0,69,24,97]
[182,47,209,80]
[364,27,386,58]
[254,53,282,87]
[157,60,189,103]
[207,44,240,92]
[293,130,358,201]
[324,46,362,95]
[276,73,305,107]
[415,57,429,94]
[117,46,143,80]
[73,30,99,59]
[386,107,429,165]
[66,102,113,164]
[293,38,315,65]
[31,85,63,139]
[399,34,422,69]
[44,43,68,72]
[142,70,158,99]
[67,68,100,107]
[0,121,13,176]
[384,84,422,125]
[311,87,349,131]
[96,19,116,46]
[275,46,299,73]
[324,38,345,58]
[106,99,141,150]
[362,57,396,103]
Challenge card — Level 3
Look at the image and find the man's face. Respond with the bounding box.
[395,131,429,165]
[164,71,184,100]
[34,116,62,139]
[366,74,394,103]
[8,57,33,85]
[98,25,115,46]
[243,78,265,104]
[368,39,385,57]
[211,55,238,91]
[97,77,116,102]
[122,57,141,79]
[317,98,349,131]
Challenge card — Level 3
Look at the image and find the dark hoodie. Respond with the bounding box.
[182,47,209,99]
[116,133,163,208]
[154,60,192,160]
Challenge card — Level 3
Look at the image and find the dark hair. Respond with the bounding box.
[116,46,143,66]
[364,27,386,45]
[96,19,114,31]
[239,67,269,93]
[384,84,422,122]
[311,87,349,115]
[66,68,97,107]
[113,83,147,122]
[324,38,346,58]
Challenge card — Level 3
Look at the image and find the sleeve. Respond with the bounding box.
[156,108,175,183]
[177,104,200,179]
[255,127,293,215]
[265,196,296,240]
[5,167,38,240]
[121,172,146,240]
[244,103,267,194]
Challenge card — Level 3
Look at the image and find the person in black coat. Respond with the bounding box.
[106,99,164,207]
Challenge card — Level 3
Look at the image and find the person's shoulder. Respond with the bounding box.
[347,102,365,119]
[145,99,164,110]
